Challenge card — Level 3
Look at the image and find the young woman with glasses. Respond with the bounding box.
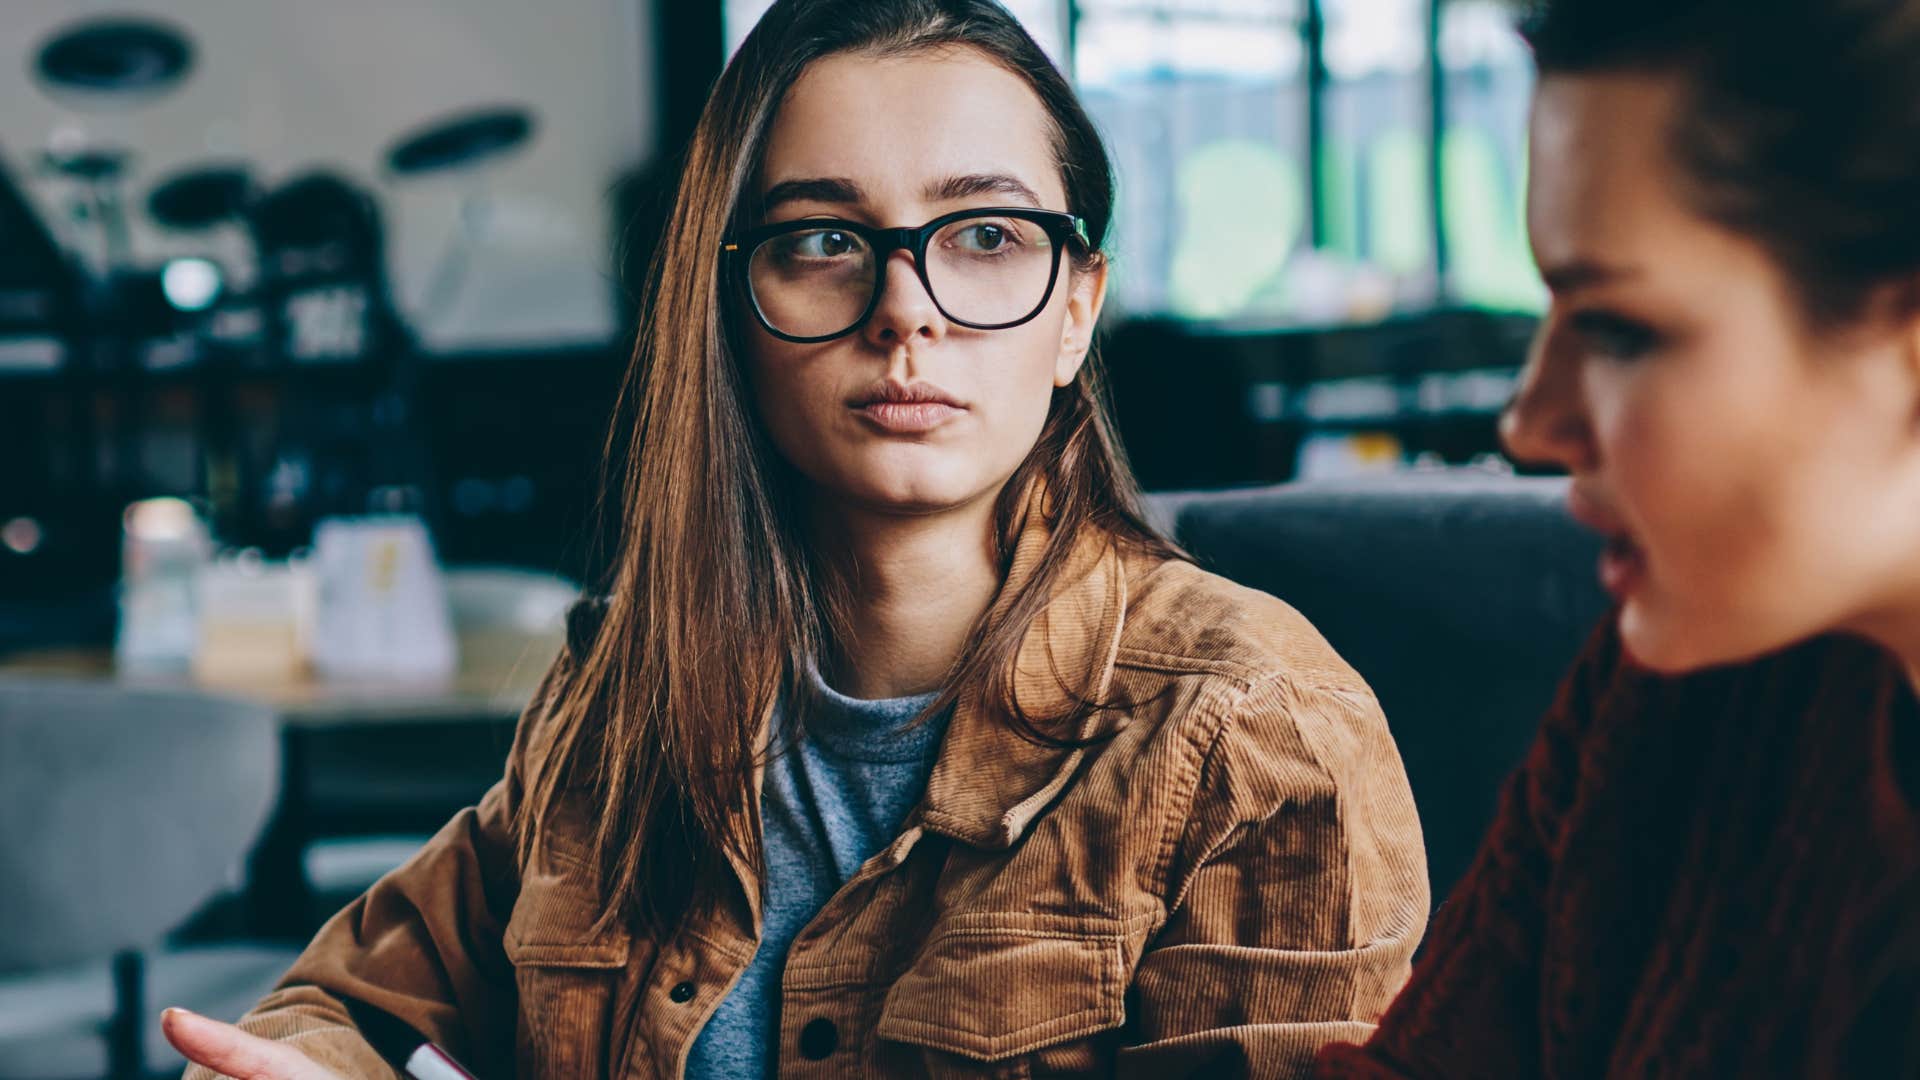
[1319,0,1920,1075]
[165,1,1427,1076]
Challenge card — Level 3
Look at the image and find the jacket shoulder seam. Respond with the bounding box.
[1149,674,1261,909]
[1162,669,1354,912]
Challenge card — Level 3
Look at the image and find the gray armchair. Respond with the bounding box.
[0,680,300,1080]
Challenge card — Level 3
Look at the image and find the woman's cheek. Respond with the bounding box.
[749,360,837,477]
[978,372,1056,465]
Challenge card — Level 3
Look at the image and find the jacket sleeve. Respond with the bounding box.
[1312,619,1621,1079]
[183,651,575,1080]
[1116,673,1432,1079]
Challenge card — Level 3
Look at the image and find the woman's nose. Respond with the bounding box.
[1500,330,1597,473]
[861,251,947,349]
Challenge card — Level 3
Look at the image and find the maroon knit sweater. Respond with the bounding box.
[1317,620,1920,1078]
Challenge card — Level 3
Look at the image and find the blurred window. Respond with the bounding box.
[1320,0,1433,315]
[1438,0,1542,312]
[1075,0,1308,320]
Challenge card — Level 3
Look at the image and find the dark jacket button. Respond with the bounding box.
[669,980,696,1003]
[798,1017,838,1060]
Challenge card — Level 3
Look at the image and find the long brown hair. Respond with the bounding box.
[517,0,1180,934]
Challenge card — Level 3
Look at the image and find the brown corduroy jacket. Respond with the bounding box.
[189,515,1428,1079]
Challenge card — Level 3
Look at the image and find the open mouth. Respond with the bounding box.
[1598,531,1646,599]
[1568,485,1647,599]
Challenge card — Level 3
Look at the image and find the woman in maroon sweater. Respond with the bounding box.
[1319,0,1920,1076]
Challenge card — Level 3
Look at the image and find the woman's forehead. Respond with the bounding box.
[1527,73,1698,278]
[758,49,1067,212]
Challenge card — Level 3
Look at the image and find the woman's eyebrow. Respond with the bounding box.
[1539,257,1644,296]
[925,173,1043,207]
[762,176,865,212]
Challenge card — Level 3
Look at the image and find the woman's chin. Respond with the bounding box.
[821,468,1000,518]
[1616,598,1796,675]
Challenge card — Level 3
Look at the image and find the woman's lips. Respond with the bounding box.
[1598,533,1646,599]
[1567,486,1646,599]
[854,401,964,434]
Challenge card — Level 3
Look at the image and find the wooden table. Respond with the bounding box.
[0,631,565,937]
[0,628,561,726]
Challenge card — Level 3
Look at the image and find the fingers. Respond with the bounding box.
[161,1008,333,1080]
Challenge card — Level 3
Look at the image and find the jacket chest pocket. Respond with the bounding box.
[874,912,1131,1079]
[504,856,632,1080]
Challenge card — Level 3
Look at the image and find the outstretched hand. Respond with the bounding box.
[161,1008,348,1080]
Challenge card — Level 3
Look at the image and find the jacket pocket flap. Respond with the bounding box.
[504,863,629,968]
[877,913,1127,1062]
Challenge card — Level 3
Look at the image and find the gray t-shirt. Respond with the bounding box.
[684,667,951,1079]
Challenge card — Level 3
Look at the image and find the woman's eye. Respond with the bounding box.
[1567,310,1662,361]
[801,230,858,257]
[775,229,864,261]
[965,224,1005,250]
[951,221,1020,253]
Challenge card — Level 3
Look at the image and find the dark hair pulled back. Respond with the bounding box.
[1521,0,1920,325]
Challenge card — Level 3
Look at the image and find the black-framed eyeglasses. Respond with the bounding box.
[721,206,1089,344]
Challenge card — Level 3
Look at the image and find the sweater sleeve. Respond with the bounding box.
[1313,617,1625,1079]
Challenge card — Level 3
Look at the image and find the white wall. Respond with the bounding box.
[2,0,653,351]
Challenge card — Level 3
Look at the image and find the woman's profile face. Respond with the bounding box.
[741,47,1105,518]
[1503,70,1920,673]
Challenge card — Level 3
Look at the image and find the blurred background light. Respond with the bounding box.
[160,256,220,311]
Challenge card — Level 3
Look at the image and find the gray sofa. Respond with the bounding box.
[1151,471,1609,905]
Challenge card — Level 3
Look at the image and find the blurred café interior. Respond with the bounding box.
[0,2,1604,1077]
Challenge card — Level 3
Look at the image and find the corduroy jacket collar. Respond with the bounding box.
[917,487,1129,850]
